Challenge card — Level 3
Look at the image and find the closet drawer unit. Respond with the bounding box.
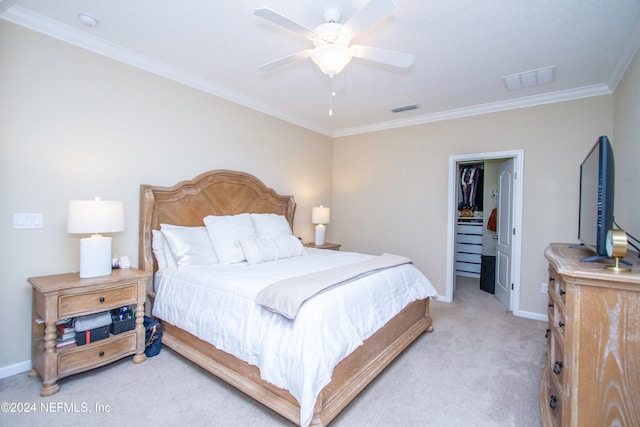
[456,242,482,254]
[456,233,482,245]
[455,261,481,274]
[457,224,482,234]
[456,252,480,263]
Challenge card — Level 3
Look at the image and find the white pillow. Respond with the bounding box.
[240,235,305,264]
[160,224,219,268]
[250,213,292,239]
[203,214,256,264]
[152,229,177,270]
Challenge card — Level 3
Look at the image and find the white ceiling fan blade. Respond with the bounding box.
[351,45,414,68]
[258,50,313,71]
[254,8,314,39]
[343,0,396,37]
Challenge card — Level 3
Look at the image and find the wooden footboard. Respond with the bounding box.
[159,298,432,426]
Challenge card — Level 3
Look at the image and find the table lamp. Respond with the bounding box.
[312,205,330,246]
[68,197,125,278]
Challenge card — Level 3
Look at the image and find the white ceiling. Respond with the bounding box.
[2,0,640,137]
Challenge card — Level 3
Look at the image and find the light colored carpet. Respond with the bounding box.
[0,277,547,426]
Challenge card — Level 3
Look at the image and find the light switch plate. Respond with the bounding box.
[14,213,44,229]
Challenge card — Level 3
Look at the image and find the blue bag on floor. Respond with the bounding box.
[143,316,162,357]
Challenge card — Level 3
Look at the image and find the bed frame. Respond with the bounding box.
[139,170,433,426]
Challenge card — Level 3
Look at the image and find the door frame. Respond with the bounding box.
[444,150,524,315]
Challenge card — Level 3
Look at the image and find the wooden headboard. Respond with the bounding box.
[139,170,296,273]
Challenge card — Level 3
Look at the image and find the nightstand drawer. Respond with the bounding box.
[59,283,137,317]
[58,331,136,376]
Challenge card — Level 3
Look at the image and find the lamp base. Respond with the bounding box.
[79,236,113,279]
[315,224,326,246]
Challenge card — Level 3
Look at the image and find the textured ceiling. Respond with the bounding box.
[2,0,640,136]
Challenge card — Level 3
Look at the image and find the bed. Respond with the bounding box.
[139,169,436,426]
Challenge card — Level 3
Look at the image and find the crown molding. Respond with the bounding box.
[333,84,613,138]
[1,5,620,139]
[0,5,333,137]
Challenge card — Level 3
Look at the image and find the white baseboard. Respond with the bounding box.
[514,309,547,322]
[0,360,31,380]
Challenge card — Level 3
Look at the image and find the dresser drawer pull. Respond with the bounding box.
[99,297,105,303]
[560,289,566,296]
[99,351,105,357]
[545,329,550,338]
[548,303,554,308]
[549,395,558,410]
[558,321,565,329]
[553,361,564,375]
[549,277,555,282]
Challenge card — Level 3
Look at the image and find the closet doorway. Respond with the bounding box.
[445,150,524,315]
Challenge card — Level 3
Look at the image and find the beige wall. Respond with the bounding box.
[613,49,640,241]
[0,22,333,369]
[332,96,614,316]
[2,18,638,372]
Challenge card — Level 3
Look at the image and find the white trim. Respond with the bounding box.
[0,5,617,139]
[0,359,31,379]
[0,5,334,137]
[333,85,611,137]
[446,150,532,319]
[517,310,548,323]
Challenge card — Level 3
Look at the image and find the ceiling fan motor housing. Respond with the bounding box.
[313,23,351,47]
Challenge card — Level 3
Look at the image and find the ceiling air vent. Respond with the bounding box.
[391,104,419,113]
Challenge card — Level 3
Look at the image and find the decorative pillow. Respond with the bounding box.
[160,224,219,268]
[203,214,257,264]
[250,213,292,239]
[240,235,305,265]
[152,229,177,270]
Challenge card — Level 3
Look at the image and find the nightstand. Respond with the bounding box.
[28,268,151,397]
[304,242,342,251]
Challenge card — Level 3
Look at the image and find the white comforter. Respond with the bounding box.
[152,248,437,427]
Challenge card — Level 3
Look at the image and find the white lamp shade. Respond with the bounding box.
[312,206,331,224]
[67,198,124,279]
[68,199,125,234]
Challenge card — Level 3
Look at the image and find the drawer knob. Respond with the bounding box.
[558,321,565,329]
[545,329,550,338]
[99,351,105,357]
[548,303,554,308]
[553,361,564,375]
[99,297,105,303]
[549,395,558,410]
[549,277,555,282]
[560,289,566,296]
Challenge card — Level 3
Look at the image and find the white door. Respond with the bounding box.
[495,158,515,309]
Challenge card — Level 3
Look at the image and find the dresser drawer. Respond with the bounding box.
[546,370,563,427]
[59,283,138,317]
[548,269,566,304]
[58,332,136,376]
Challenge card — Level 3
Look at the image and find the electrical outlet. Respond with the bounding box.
[541,282,548,294]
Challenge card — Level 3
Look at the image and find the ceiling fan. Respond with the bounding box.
[254,0,414,78]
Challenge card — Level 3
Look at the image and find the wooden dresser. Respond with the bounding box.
[541,243,640,427]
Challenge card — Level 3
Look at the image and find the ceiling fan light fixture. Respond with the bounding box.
[311,44,353,77]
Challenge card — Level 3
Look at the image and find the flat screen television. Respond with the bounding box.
[577,135,615,261]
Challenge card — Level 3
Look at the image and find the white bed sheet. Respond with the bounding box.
[152,248,437,427]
